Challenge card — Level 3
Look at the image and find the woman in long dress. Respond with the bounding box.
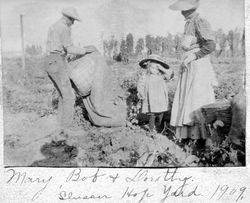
[169,0,218,142]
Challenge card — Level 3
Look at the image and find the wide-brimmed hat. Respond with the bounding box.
[62,7,81,21]
[169,0,200,11]
[139,54,170,69]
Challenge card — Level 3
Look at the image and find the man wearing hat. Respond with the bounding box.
[169,0,217,142]
[45,7,96,135]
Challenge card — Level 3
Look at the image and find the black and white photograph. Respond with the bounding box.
[1,0,246,168]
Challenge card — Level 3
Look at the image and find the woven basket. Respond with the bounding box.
[68,56,96,96]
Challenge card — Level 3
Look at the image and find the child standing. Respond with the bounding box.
[137,54,173,133]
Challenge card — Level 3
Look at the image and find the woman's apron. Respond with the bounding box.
[170,35,217,138]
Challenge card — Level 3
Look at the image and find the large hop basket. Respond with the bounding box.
[68,55,96,96]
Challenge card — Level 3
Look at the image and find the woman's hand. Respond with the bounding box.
[179,62,187,74]
[183,53,197,67]
[179,53,196,74]
[162,68,174,80]
[180,53,195,74]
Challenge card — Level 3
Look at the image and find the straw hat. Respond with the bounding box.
[62,7,81,21]
[139,54,170,69]
[169,0,200,11]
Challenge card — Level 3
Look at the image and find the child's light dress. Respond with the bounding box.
[138,70,172,114]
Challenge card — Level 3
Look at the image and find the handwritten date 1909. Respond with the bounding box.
[210,185,247,202]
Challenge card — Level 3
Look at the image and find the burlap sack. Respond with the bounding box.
[68,52,126,127]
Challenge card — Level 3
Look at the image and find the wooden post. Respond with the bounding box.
[100,32,104,55]
[20,14,25,70]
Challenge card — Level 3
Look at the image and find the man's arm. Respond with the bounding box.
[60,26,87,55]
[66,45,86,55]
[61,26,97,55]
[66,45,98,55]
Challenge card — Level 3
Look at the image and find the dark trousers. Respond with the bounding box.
[45,54,75,129]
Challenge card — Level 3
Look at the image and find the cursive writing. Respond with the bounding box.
[121,187,153,203]
[163,168,192,182]
[210,184,247,202]
[159,168,202,202]
[125,168,192,183]
[4,168,247,202]
[6,169,53,201]
[59,190,112,201]
[125,168,202,202]
[160,184,201,202]
[125,169,161,182]
[66,168,106,183]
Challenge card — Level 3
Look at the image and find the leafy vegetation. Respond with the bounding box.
[2,45,245,167]
[103,28,245,63]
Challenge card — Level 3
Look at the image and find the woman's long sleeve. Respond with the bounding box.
[195,40,216,59]
[194,17,216,59]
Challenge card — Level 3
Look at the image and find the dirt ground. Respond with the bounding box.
[4,111,189,167]
[2,57,245,167]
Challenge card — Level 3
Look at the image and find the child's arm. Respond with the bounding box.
[158,66,174,80]
[158,65,168,74]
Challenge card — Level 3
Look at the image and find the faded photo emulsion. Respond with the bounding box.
[1,0,246,167]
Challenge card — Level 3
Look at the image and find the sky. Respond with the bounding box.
[0,0,245,52]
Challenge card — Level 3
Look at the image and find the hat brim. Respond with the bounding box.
[139,59,170,69]
[63,14,81,21]
[169,1,199,11]
[74,18,81,21]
